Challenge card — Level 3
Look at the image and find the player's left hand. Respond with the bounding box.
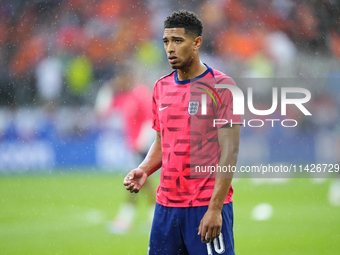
[198,208,222,243]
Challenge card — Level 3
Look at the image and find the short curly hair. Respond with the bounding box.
[164,10,203,37]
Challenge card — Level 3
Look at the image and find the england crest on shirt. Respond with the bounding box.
[188,101,199,115]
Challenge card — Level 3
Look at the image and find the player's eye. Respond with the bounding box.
[175,40,182,43]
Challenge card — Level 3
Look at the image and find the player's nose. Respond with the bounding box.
[166,42,175,54]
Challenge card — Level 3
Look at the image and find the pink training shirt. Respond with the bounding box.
[152,64,242,207]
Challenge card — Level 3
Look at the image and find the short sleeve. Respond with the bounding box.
[152,82,161,131]
[215,77,243,128]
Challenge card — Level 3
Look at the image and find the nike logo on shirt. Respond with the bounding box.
[159,106,169,111]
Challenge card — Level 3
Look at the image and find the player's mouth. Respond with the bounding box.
[168,56,177,64]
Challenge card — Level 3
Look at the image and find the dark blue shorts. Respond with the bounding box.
[148,202,235,255]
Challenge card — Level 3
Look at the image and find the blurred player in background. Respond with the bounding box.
[95,67,155,234]
[123,10,241,255]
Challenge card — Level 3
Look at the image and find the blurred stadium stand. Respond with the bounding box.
[0,0,339,172]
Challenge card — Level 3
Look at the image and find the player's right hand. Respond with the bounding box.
[123,169,148,193]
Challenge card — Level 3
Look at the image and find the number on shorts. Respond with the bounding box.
[206,233,225,254]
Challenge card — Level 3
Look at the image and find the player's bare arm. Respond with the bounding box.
[198,124,241,243]
[124,131,162,193]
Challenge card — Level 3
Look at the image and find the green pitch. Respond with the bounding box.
[0,172,339,255]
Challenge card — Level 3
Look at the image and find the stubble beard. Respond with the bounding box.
[170,57,191,71]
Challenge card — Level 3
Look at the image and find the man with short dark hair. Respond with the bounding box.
[124,10,242,255]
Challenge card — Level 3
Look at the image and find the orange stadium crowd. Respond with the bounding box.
[0,0,339,107]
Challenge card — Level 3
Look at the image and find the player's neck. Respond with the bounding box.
[177,60,207,81]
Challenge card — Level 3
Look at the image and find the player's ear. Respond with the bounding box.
[193,36,202,51]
